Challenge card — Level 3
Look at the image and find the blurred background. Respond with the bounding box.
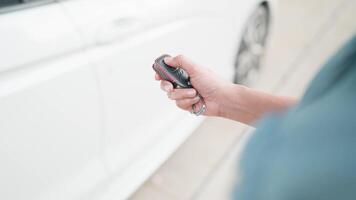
[131,0,356,199]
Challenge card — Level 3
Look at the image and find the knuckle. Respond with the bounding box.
[188,89,197,97]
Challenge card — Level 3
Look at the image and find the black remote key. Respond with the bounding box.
[152,54,192,88]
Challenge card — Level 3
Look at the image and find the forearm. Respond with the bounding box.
[218,84,298,125]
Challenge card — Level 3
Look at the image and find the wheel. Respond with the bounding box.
[234,4,270,84]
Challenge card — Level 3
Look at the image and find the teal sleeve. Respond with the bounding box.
[234,35,356,200]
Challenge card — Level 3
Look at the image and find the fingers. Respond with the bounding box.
[176,96,201,110]
[168,88,196,100]
[159,80,199,111]
[155,73,162,80]
[160,80,173,93]
[164,55,198,76]
[160,81,197,99]
[161,81,197,100]
[154,54,203,113]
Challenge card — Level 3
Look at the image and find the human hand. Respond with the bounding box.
[154,55,230,116]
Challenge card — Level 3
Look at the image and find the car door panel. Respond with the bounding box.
[60,0,239,174]
[0,2,83,72]
[0,2,106,200]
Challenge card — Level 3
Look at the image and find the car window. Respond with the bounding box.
[0,0,54,12]
[0,0,21,8]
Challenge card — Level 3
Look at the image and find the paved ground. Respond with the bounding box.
[131,0,356,199]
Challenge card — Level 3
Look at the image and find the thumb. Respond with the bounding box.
[164,55,198,76]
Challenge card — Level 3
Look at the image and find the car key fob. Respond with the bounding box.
[152,54,207,116]
[152,54,192,88]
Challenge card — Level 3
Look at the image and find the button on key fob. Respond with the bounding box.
[152,54,192,88]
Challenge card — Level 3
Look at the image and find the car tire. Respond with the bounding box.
[233,3,270,84]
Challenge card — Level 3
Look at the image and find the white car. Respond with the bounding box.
[0,0,275,199]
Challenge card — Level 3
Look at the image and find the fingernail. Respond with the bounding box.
[164,85,173,92]
[188,90,196,97]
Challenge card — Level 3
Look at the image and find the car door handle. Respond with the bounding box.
[95,17,143,45]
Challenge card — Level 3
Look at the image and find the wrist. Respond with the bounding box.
[217,83,249,120]
[216,83,298,124]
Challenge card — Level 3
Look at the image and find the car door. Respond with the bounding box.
[0,1,106,200]
[59,0,240,197]
[59,0,240,169]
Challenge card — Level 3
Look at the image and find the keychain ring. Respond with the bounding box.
[191,103,206,116]
[191,95,206,116]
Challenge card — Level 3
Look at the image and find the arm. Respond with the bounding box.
[218,84,298,124]
[155,55,298,125]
